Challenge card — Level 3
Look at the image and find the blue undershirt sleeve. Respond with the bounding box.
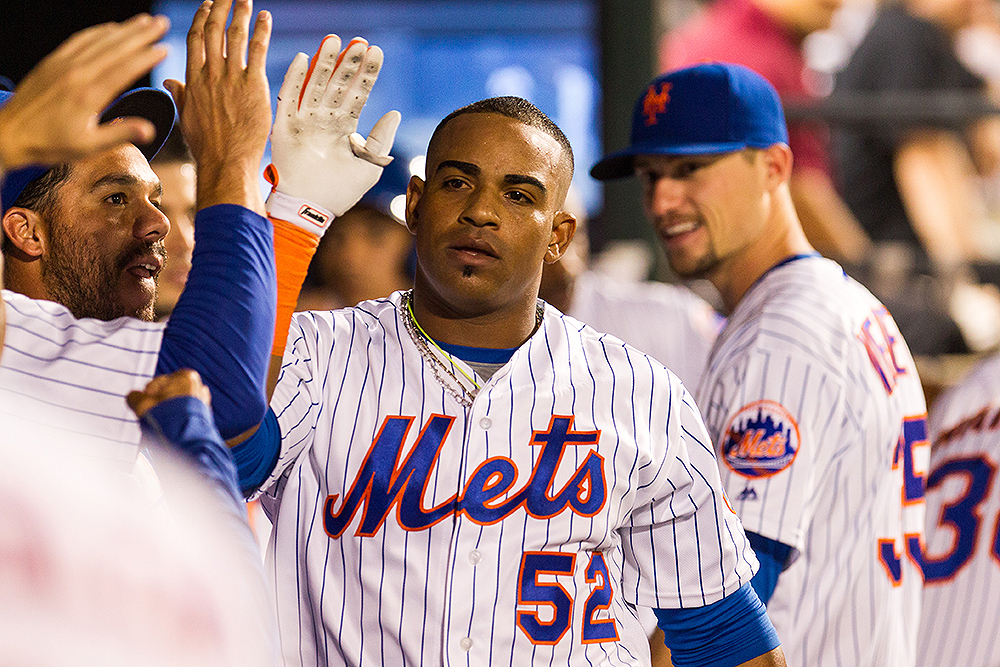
[155,204,276,440]
[746,531,794,605]
[653,583,781,667]
[141,395,242,508]
[231,407,282,495]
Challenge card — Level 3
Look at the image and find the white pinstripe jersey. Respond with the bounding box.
[695,256,928,667]
[0,290,164,470]
[918,353,1000,667]
[566,270,723,392]
[257,290,757,667]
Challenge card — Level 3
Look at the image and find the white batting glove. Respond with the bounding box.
[265,35,401,234]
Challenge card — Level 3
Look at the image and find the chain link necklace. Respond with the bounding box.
[400,290,544,409]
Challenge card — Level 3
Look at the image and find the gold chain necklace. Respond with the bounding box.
[400,290,544,408]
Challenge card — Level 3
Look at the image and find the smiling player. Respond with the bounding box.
[592,62,928,666]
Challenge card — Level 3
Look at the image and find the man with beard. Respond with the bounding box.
[2,87,171,322]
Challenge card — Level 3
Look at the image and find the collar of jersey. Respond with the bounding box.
[753,252,822,289]
[436,340,518,364]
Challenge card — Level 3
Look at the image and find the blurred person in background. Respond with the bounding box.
[834,0,1000,354]
[150,123,196,320]
[662,0,874,268]
[916,345,1000,667]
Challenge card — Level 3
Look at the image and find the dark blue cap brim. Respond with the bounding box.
[590,141,752,180]
[1,87,175,215]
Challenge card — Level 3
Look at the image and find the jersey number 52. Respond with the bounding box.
[516,551,620,645]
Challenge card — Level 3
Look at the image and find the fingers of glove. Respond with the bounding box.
[276,52,310,120]
[226,0,253,70]
[321,38,370,112]
[333,44,383,121]
[298,34,342,111]
[349,133,392,167]
[350,109,401,166]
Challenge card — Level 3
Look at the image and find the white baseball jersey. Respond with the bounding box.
[696,256,928,667]
[917,353,1000,667]
[258,290,757,667]
[0,289,164,470]
[566,270,723,392]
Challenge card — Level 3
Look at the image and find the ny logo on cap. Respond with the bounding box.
[643,82,672,126]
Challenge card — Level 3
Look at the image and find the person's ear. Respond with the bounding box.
[761,143,793,190]
[404,175,424,235]
[2,208,47,259]
[544,211,577,264]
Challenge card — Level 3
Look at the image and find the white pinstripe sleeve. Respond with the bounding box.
[619,373,758,610]
[698,344,846,550]
[255,311,333,496]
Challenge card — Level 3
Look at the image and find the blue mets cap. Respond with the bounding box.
[0,87,176,215]
[590,62,789,180]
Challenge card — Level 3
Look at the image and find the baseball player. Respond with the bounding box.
[231,39,785,663]
[917,352,1000,667]
[591,62,928,666]
[0,0,282,460]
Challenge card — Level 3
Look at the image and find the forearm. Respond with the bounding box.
[789,168,872,266]
[142,394,243,508]
[156,204,276,439]
[894,130,987,274]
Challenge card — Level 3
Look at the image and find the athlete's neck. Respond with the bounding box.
[408,286,541,349]
[712,203,814,313]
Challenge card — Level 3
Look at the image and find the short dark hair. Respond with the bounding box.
[429,96,574,176]
[2,164,71,254]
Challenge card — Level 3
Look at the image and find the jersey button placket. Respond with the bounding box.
[459,637,474,651]
[479,416,492,429]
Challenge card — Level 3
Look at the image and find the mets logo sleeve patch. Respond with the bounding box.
[721,400,800,479]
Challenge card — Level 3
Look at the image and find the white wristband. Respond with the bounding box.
[265,189,335,236]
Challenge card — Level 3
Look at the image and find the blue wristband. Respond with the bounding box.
[231,407,282,494]
[654,583,781,667]
[156,204,276,440]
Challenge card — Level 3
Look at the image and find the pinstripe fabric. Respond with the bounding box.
[918,353,1000,667]
[566,271,722,392]
[257,290,755,666]
[696,257,927,667]
[0,290,164,469]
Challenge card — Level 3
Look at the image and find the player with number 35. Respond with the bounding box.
[592,62,929,666]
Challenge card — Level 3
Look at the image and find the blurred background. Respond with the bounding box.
[6,0,1000,396]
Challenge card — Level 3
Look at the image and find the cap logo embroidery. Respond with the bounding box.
[643,83,672,126]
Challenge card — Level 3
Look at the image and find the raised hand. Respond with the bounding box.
[164,0,273,213]
[0,14,170,171]
[266,34,401,231]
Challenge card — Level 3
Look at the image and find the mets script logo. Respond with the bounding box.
[323,414,607,538]
[720,400,799,479]
[643,83,672,126]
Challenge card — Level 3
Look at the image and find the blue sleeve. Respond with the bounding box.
[141,395,242,508]
[156,204,276,440]
[654,583,781,667]
[231,407,282,495]
[746,531,794,605]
